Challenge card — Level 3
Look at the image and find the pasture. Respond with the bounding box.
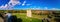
[12,13,47,22]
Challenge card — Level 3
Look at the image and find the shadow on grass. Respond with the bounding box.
[17,18,22,22]
[11,15,22,22]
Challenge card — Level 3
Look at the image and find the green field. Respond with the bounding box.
[0,10,60,22]
[12,13,44,22]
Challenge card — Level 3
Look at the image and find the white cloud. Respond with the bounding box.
[22,3,25,6]
[0,0,21,10]
[44,7,48,10]
[22,1,31,6]
[0,5,4,8]
[49,8,60,10]
[23,1,26,4]
[30,6,41,10]
[26,4,31,6]
[52,8,56,10]
[22,1,26,6]
[9,0,21,6]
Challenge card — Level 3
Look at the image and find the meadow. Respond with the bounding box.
[12,13,47,22]
[0,10,60,22]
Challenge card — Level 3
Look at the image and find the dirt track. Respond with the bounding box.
[0,17,4,22]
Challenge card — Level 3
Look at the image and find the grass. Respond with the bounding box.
[32,14,47,19]
[12,13,43,22]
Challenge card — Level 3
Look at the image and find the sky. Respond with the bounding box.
[0,0,60,10]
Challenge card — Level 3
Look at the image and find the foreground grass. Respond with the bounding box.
[12,13,42,22]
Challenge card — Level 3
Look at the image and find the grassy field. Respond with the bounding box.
[12,13,47,22]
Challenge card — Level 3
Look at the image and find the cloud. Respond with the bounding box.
[49,8,60,10]
[22,4,25,6]
[52,8,56,10]
[51,8,58,10]
[9,0,21,6]
[22,1,26,6]
[44,7,48,10]
[44,7,60,10]
[30,6,41,10]
[26,4,31,6]
[0,0,21,10]
[22,1,31,6]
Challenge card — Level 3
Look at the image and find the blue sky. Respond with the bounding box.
[0,0,60,10]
